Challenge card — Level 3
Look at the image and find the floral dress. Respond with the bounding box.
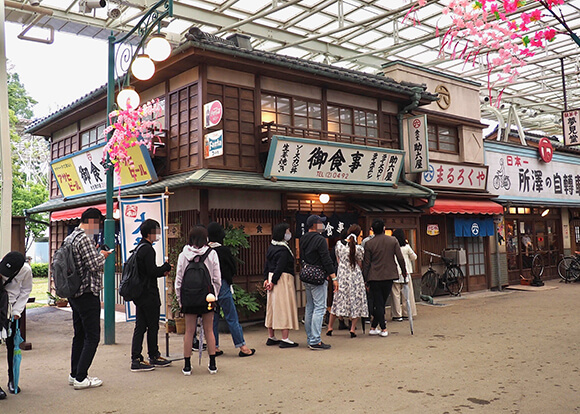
[330,242,368,318]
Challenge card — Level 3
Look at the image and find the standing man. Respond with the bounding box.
[299,215,338,350]
[130,219,172,372]
[0,252,32,399]
[363,220,407,337]
[68,208,111,390]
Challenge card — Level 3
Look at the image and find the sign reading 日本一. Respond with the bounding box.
[407,115,428,173]
[50,142,157,199]
[264,136,405,186]
[120,196,166,322]
[204,130,224,159]
[562,109,580,146]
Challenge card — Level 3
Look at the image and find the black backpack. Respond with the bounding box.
[180,249,214,309]
[119,244,147,302]
[51,233,83,299]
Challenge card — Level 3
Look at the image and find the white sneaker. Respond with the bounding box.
[73,376,103,390]
[182,367,192,376]
[380,330,389,337]
[369,328,381,335]
[68,375,75,386]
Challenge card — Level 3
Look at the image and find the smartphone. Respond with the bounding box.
[107,249,115,253]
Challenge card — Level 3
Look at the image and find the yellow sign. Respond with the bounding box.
[427,224,440,236]
[51,143,157,198]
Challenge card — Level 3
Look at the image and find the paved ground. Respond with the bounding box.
[2,279,580,413]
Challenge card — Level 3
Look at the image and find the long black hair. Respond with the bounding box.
[393,228,407,247]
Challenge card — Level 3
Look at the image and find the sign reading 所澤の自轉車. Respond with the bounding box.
[263,136,405,186]
[486,142,580,203]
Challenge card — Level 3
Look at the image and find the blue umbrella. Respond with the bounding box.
[12,319,23,394]
[197,316,203,366]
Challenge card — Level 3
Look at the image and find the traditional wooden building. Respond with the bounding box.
[29,29,504,310]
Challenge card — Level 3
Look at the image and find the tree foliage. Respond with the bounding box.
[5,67,48,252]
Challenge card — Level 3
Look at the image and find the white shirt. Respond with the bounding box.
[395,244,417,283]
[1,262,33,318]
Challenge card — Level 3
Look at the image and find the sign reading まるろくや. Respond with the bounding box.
[420,161,488,191]
[264,136,405,186]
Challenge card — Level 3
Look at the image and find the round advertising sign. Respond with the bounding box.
[538,137,553,163]
[205,100,223,128]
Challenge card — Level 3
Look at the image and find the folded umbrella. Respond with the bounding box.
[197,316,203,366]
[13,319,23,394]
[402,281,414,335]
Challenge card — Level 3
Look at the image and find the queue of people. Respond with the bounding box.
[0,209,418,399]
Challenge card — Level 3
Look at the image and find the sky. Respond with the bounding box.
[5,22,108,120]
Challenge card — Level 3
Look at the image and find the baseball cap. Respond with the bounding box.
[306,214,326,229]
[0,251,25,279]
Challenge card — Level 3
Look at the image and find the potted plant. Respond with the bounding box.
[47,292,68,307]
[170,291,185,334]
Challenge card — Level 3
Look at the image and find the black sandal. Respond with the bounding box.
[326,330,333,336]
[350,332,357,338]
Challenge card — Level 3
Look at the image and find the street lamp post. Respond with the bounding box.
[104,0,173,345]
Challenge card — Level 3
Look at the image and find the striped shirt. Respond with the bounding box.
[67,227,106,298]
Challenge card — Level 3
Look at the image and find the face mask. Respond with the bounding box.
[284,233,292,241]
[317,224,325,234]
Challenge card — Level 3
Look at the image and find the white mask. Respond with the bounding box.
[284,233,292,241]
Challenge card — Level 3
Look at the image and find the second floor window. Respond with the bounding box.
[328,106,378,138]
[80,124,106,149]
[428,123,458,153]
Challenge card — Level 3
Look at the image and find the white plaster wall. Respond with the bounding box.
[169,67,199,91]
[169,187,200,212]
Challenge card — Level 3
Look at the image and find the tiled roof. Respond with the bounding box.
[26,169,431,214]
[26,30,438,135]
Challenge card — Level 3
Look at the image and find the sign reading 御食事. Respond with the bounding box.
[50,142,157,199]
[264,136,405,186]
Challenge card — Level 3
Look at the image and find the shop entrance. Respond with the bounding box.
[505,208,561,284]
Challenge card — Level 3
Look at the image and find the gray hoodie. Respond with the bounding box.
[174,245,222,307]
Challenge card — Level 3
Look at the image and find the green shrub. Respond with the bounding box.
[31,263,49,278]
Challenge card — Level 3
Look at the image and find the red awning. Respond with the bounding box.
[50,203,118,222]
[428,199,503,215]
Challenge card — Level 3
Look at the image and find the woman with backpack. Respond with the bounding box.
[175,225,221,375]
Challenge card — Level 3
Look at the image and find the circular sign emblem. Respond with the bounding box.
[435,84,451,110]
[471,222,480,236]
[413,118,422,128]
[538,137,553,163]
[208,101,223,125]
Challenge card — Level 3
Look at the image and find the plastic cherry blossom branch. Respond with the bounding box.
[102,99,163,187]
[414,0,567,106]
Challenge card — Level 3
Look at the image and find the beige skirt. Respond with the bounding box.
[265,272,299,331]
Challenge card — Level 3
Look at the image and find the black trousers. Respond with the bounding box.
[69,292,101,382]
[6,318,16,383]
[131,295,160,361]
[368,280,394,330]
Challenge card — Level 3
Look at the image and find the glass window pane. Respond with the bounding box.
[277,97,290,114]
[262,111,276,124]
[277,114,291,125]
[328,106,340,122]
[310,118,322,130]
[355,126,366,136]
[309,102,321,119]
[328,121,340,133]
[342,123,353,135]
[340,108,352,124]
[440,142,457,152]
[81,132,89,148]
[261,95,275,111]
[354,109,365,124]
[367,112,377,127]
[294,100,307,117]
[368,127,378,138]
[295,116,307,128]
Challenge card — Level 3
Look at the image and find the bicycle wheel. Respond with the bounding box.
[444,265,464,296]
[531,254,544,279]
[557,256,575,281]
[421,270,438,297]
[567,260,580,282]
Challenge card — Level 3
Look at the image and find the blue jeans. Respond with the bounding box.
[213,281,246,348]
[304,281,328,346]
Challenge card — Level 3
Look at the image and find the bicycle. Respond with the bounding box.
[421,250,465,297]
[525,250,545,286]
[557,252,580,283]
